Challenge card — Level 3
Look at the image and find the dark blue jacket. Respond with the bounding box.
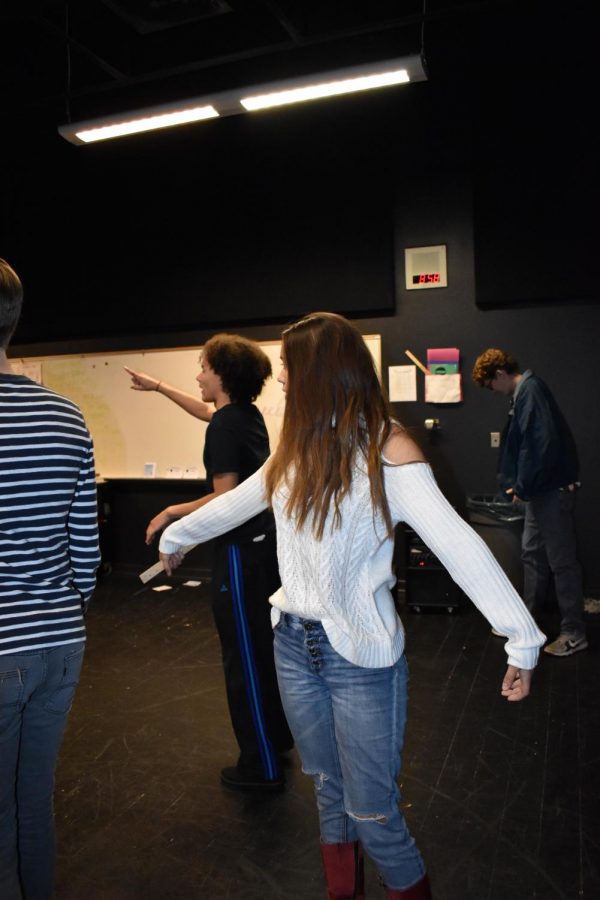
[498,372,579,501]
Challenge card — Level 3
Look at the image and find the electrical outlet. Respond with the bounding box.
[490,432,500,448]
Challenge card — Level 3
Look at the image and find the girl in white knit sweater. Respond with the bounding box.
[159,312,545,899]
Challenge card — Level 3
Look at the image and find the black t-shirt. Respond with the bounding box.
[204,403,273,543]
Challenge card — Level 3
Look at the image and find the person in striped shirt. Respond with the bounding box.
[0,258,100,900]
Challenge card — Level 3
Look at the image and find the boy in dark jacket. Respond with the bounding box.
[473,348,587,656]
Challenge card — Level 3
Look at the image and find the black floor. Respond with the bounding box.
[54,573,600,899]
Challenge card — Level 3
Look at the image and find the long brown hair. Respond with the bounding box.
[265,312,393,539]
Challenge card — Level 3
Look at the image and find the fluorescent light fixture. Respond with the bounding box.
[58,55,426,145]
[240,68,411,111]
[60,104,219,145]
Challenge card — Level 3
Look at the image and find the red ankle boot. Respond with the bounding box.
[319,841,365,899]
[384,874,432,899]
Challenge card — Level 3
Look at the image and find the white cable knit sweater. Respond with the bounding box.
[159,461,545,670]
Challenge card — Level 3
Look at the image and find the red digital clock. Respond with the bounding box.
[412,273,441,285]
[405,246,447,290]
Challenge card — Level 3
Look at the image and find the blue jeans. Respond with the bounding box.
[522,490,586,638]
[273,613,425,891]
[0,642,85,900]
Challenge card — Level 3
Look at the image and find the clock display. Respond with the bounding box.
[405,246,447,290]
[412,273,441,285]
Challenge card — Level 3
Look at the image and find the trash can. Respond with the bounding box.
[466,494,524,593]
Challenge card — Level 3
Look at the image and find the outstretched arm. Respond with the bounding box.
[124,366,214,422]
[146,473,238,545]
[158,464,269,572]
[383,445,544,701]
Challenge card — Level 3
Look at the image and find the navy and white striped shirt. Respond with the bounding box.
[0,374,100,655]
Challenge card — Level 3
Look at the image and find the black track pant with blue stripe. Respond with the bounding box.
[211,528,293,781]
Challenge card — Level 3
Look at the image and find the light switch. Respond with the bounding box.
[490,432,500,448]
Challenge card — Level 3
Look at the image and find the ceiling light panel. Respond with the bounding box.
[58,55,426,145]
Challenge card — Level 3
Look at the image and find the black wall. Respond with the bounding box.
[6,95,396,345]
[3,4,599,588]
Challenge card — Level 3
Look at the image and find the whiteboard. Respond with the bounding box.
[11,337,381,479]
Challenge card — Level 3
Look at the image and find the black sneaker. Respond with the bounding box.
[220,765,285,793]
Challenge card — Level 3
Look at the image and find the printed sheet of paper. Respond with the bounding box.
[425,373,462,404]
[388,365,417,402]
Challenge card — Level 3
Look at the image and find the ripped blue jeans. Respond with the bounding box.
[273,613,425,890]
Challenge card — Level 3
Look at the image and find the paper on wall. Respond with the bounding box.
[388,365,417,402]
[425,373,462,404]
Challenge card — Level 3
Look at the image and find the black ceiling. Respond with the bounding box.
[1,0,518,125]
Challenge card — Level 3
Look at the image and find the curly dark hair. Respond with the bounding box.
[0,258,24,348]
[472,348,519,386]
[202,334,272,403]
